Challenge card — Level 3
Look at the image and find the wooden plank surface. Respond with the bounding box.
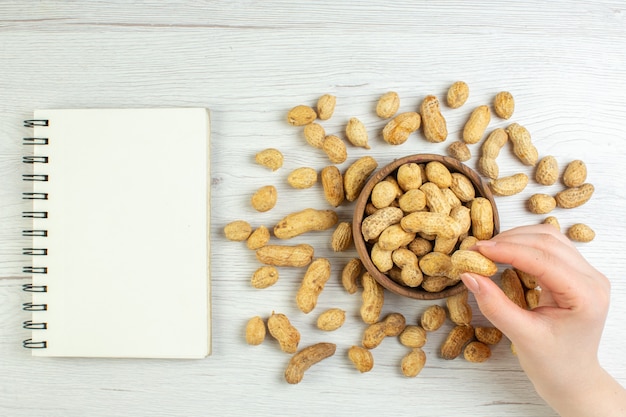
[1,1,625,416]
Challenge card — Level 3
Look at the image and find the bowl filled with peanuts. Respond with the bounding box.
[352,153,500,300]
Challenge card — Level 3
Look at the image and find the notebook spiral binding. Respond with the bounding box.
[22,119,50,350]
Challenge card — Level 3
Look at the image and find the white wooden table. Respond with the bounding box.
[2,2,626,416]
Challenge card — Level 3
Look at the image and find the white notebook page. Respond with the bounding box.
[29,108,211,358]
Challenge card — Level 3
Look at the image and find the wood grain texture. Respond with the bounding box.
[2,1,626,416]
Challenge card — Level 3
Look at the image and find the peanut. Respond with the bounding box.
[449,173,476,202]
[371,180,399,208]
[251,185,277,212]
[451,249,498,277]
[459,236,479,251]
[341,258,362,294]
[477,128,508,179]
[303,122,326,148]
[421,275,457,292]
[345,117,370,149]
[447,141,471,162]
[376,91,400,119]
[363,312,406,348]
[331,221,353,252]
[251,265,279,289]
[474,327,503,345]
[515,268,539,289]
[316,94,336,120]
[418,252,459,280]
[287,105,316,126]
[535,156,559,186]
[287,167,317,189]
[391,248,423,287]
[256,244,314,267]
[399,325,428,348]
[420,305,446,331]
[506,123,539,166]
[396,162,423,191]
[361,206,404,241]
[463,341,491,363]
[274,208,338,239]
[401,211,462,239]
[371,242,394,273]
[567,223,595,242]
[446,290,472,326]
[489,173,529,196]
[246,225,270,250]
[382,112,421,145]
[316,308,346,331]
[501,268,528,309]
[401,348,427,377]
[255,148,284,171]
[542,216,561,231]
[398,189,427,213]
[224,220,252,241]
[322,135,347,164]
[245,316,266,346]
[296,258,332,314]
[526,288,542,309]
[555,183,594,209]
[360,272,384,324]
[446,81,470,109]
[441,325,474,360]
[284,342,336,384]
[425,161,453,188]
[268,312,301,354]
[563,159,587,187]
[469,197,494,240]
[348,345,374,373]
[420,95,448,143]
[528,193,557,214]
[462,105,491,144]
[378,224,416,251]
[344,156,379,202]
[320,165,345,207]
[493,91,514,119]
[408,237,433,257]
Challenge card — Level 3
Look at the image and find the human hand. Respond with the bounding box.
[460,224,625,416]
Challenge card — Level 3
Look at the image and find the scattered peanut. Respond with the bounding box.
[303,123,326,148]
[447,141,472,162]
[341,258,363,294]
[462,105,491,144]
[401,348,427,377]
[567,223,595,242]
[420,305,447,331]
[251,185,277,212]
[382,112,421,145]
[446,81,470,109]
[251,265,279,289]
[268,312,301,354]
[446,290,472,326]
[376,91,400,119]
[320,165,345,207]
[527,193,556,214]
[345,117,370,149]
[322,135,348,164]
[399,325,428,348]
[506,123,539,166]
[344,156,379,202]
[421,95,448,143]
[490,173,529,196]
[256,244,314,267]
[331,221,353,252]
[563,159,587,187]
[316,94,336,120]
[500,268,528,309]
[285,342,336,384]
[255,148,284,171]
[245,316,266,346]
[287,105,317,126]
[555,183,594,209]
[224,220,253,241]
[535,156,559,186]
[474,327,503,345]
[464,341,492,363]
[316,308,346,331]
[296,258,332,314]
[287,167,318,189]
[493,91,514,119]
[274,208,338,239]
[348,345,374,373]
[360,272,384,324]
[477,128,508,179]
[246,225,270,250]
[441,325,474,360]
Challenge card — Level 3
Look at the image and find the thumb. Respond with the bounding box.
[460,272,532,342]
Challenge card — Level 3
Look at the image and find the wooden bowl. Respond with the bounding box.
[352,154,500,300]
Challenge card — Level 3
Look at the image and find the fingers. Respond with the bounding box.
[461,272,534,342]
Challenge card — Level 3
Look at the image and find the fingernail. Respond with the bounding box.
[461,273,480,294]
[475,240,497,247]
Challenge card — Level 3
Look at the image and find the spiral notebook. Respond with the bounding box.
[22,108,211,359]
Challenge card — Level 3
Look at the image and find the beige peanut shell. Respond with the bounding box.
[274,208,338,239]
[316,94,336,120]
[348,346,374,373]
[420,95,447,143]
[287,167,318,189]
[251,185,277,212]
[255,148,284,171]
[493,91,515,119]
[344,156,379,202]
[382,112,421,145]
[316,308,346,331]
[245,316,266,346]
[287,105,317,126]
[296,258,332,314]
[446,81,470,109]
[563,160,587,187]
[256,244,314,267]
[462,105,491,144]
[360,272,384,324]
[401,348,426,377]
[268,312,301,354]
[285,342,336,384]
[320,165,345,207]
[224,220,252,241]
[376,91,400,119]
